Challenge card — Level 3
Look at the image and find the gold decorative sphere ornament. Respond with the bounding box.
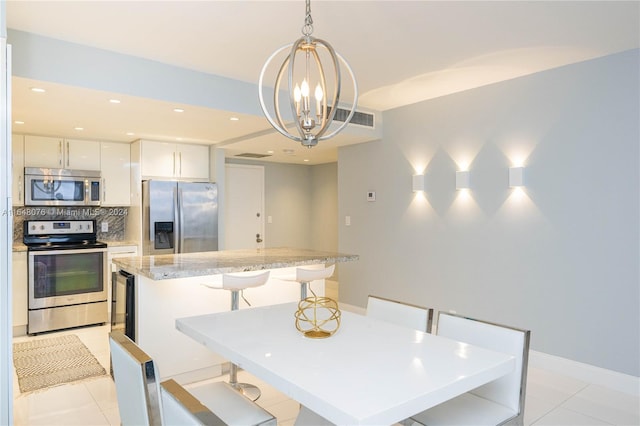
[295,296,341,338]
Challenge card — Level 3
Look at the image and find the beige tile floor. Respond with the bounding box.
[12,320,640,425]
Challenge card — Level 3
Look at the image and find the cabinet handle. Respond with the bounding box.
[173,152,176,176]
[179,152,182,176]
[102,178,106,202]
[66,141,70,167]
[18,175,22,202]
[58,140,63,167]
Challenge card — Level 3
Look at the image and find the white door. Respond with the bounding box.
[224,164,265,250]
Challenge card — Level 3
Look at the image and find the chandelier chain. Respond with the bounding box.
[302,0,314,36]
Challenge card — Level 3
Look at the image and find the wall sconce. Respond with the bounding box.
[412,174,425,192]
[509,166,525,187]
[456,170,470,190]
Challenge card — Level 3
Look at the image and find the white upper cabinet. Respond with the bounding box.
[12,134,24,206]
[24,135,100,170]
[65,139,101,170]
[100,142,131,206]
[176,143,210,180]
[140,140,209,180]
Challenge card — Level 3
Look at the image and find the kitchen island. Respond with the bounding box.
[112,247,358,382]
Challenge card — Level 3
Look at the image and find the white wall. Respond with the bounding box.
[338,50,639,377]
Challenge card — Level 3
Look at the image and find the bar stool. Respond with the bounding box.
[202,270,271,401]
[281,264,335,300]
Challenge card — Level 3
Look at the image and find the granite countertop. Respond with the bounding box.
[105,240,139,247]
[12,243,27,252]
[112,247,359,281]
[13,240,138,252]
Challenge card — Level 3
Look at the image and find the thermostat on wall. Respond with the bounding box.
[367,191,376,202]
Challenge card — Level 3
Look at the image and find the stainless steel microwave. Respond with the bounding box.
[24,167,101,206]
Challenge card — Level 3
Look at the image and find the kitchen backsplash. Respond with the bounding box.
[12,206,129,243]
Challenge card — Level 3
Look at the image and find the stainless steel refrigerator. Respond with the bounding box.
[142,180,218,255]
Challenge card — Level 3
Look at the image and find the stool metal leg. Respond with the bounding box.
[300,281,309,300]
[228,289,261,401]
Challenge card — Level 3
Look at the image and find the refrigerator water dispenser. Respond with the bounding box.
[154,221,174,249]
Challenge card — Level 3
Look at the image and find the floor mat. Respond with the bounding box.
[13,334,106,393]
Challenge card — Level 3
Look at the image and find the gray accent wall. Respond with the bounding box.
[338,50,639,376]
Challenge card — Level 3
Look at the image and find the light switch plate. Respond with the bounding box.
[367,191,376,202]
[101,221,108,232]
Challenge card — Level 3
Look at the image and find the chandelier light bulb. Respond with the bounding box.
[301,79,310,97]
[294,84,302,102]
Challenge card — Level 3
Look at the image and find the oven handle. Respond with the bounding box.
[28,247,107,257]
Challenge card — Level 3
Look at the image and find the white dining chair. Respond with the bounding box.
[280,264,335,300]
[366,294,434,333]
[202,270,271,401]
[159,379,226,426]
[109,331,277,426]
[407,312,531,426]
[109,330,162,425]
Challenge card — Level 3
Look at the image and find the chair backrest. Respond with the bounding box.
[109,331,162,426]
[159,379,225,426]
[436,312,530,416]
[366,295,434,333]
[296,264,335,282]
[222,270,271,290]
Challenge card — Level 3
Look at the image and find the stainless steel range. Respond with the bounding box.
[24,220,108,334]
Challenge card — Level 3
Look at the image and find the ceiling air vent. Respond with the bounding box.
[235,153,272,158]
[328,107,375,128]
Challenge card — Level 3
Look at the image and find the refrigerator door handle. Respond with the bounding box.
[173,186,180,254]
[177,187,185,253]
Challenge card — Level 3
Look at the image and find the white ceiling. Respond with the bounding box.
[7,0,639,165]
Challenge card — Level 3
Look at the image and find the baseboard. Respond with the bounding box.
[529,350,639,396]
[12,325,26,337]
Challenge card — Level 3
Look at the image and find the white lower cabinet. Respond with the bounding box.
[12,251,28,335]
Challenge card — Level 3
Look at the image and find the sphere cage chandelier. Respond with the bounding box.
[258,0,358,148]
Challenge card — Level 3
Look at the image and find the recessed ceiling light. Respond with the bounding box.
[109,99,121,104]
[303,159,310,162]
[30,87,46,93]
[74,127,84,131]
[173,108,185,113]
[176,137,183,141]
[267,150,274,154]
[126,132,135,136]
[14,120,24,125]
[230,117,239,121]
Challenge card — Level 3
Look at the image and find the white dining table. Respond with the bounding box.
[176,302,515,425]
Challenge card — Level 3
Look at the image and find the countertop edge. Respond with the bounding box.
[112,249,359,281]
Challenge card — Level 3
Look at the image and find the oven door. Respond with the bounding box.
[28,247,108,309]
